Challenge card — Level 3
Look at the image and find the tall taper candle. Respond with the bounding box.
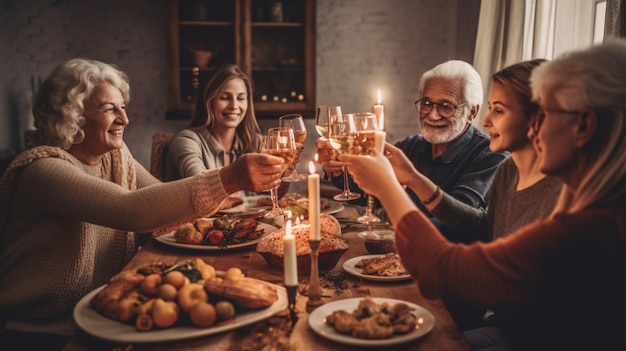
[283,220,298,286]
[308,160,321,241]
[374,89,385,130]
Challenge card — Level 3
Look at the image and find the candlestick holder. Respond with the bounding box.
[285,285,298,335]
[306,239,324,312]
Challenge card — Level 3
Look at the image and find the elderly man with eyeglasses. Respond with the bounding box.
[317,60,508,242]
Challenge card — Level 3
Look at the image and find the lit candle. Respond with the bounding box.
[373,89,386,153]
[373,89,385,130]
[283,219,298,286]
[308,158,321,241]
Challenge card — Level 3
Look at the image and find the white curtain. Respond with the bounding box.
[472,0,555,128]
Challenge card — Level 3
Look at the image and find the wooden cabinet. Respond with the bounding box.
[166,0,315,119]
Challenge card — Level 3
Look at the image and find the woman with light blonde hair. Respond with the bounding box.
[338,39,626,351]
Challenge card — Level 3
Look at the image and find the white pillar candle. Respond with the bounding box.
[373,89,385,131]
[308,160,321,241]
[373,89,386,153]
[283,219,298,286]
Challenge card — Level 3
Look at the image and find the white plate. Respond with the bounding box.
[343,254,412,282]
[323,200,344,215]
[74,284,287,343]
[155,222,278,251]
[219,195,269,214]
[309,297,435,347]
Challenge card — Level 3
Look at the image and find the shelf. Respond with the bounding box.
[167,0,315,120]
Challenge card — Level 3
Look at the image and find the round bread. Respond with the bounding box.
[256,222,347,256]
[299,213,341,236]
[174,223,203,244]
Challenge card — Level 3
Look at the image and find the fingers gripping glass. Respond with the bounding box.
[261,127,296,218]
[415,99,467,118]
[531,108,580,134]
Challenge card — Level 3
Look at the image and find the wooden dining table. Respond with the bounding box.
[62,204,471,351]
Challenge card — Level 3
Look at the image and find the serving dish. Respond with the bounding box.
[308,297,434,347]
[74,284,287,343]
[343,255,412,282]
[155,222,278,251]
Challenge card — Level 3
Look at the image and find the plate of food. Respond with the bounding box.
[309,296,435,347]
[343,254,412,282]
[74,278,287,343]
[155,216,278,251]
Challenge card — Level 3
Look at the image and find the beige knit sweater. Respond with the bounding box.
[0,144,229,335]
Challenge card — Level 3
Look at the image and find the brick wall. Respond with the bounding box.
[0,0,478,170]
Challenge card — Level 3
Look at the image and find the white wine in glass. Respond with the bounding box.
[328,113,361,201]
[315,105,342,140]
[351,113,382,236]
[278,114,307,182]
[261,127,297,218]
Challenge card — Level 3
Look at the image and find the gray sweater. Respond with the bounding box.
[432,157,562,242]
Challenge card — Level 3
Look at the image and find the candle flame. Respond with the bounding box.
[285,219,292,237]
[309,160,316,174]
[377,89,382,104]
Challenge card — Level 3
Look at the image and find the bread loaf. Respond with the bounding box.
[256,222,347,256]
[300,213,341,236]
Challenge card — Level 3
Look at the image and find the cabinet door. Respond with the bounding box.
[167,0,241,119]
[167,0,315,119]
[244,0,315,118]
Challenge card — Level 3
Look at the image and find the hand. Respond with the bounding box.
[383,143,419,186]
[220,153,284,193]
[337,149,397,199]
[315,138,342,175]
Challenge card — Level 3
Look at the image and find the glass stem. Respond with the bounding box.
[270,186,280,210]
[365,194,375,216]
[342,164,350,194]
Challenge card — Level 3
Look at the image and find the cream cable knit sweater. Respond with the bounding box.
[0,144,229,335]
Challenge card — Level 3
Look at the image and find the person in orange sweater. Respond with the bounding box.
[338,39,626,351]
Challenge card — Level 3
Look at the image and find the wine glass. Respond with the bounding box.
[278,114,307,182]
[328,113,361,201]
[351,113,382,235]
[261,127,297,218]
[314,105,342,140]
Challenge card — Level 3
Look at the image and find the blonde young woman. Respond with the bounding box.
[166,64,262,181]
[339,40,626,351]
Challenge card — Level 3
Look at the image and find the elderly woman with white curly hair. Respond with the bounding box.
[0,58,286,350]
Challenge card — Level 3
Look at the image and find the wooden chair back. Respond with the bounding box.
[150,132,174,180]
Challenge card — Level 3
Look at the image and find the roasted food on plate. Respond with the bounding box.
[355,253,408,277]
[89,259,279,331]
[325,297,417,339]
[174,215,264,246]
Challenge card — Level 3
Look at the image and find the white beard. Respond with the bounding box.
[421,115,468,144]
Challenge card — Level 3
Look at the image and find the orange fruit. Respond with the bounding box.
[189,302,217,328]
[155,283,178,301]
[162,270,186,289]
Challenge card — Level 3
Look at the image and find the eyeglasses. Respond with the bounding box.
[531,108,580,134]
[414,99,467,118]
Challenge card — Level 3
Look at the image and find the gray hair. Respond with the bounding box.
[417,60,483,108]
[31,58,130,149]
[530,38,626,213]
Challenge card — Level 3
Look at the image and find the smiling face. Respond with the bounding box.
[418,79,470,144]
[483,82,532,153]
[69,82,128,164]
[210,77,248,134]
[534,94,580,178]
